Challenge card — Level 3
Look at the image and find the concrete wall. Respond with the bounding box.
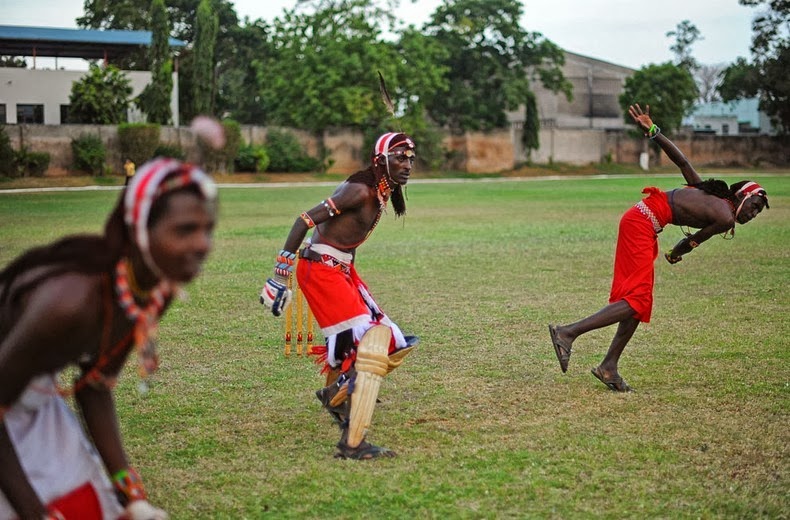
[4,123,789,176]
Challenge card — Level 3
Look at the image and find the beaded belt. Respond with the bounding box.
[635,201,663,234]
[299,244,352,274]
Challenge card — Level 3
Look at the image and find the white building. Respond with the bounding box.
[0,25,184,126]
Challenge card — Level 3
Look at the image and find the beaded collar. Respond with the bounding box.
[115,258,172,391]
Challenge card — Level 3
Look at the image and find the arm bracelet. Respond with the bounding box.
[648,124,661,140]
[322,198,341,217]
[274,249,296,278]
[299,212,315,229]
[112,467,147,505]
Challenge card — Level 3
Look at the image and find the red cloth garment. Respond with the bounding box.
[609,187,673,322]
[47,482,103,520]
[296,259,375,337]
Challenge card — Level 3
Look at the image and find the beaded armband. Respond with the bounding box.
[112,467,147,505]
[322,198,341,217]
[274,249,296,278]
[300,212,315,228]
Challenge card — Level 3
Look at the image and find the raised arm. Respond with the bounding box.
[628,104,702,185]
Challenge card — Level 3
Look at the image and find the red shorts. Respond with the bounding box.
[296,259,375,337]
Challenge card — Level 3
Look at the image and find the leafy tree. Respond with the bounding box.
[696,63,725,103]
[215,19,274,124]
[618,62,698,132]
[258,0,403,133]
[421,0,571,135]
[79,0,241,121]
[522,90,539,157]
[190,0,219,118]
[69,65,133,124]
[719,0,790,133]
[0,56,27,67]
[666,20,702,72]
[136,0,173,124]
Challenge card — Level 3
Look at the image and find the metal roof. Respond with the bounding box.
[0,25,186,60]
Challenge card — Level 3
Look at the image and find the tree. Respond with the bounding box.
[214,19,274,124]
[258,0,407,132]
[136,0,173,124]
[618,62,698,132]
[666,20,702,72]
[696,63,726,103]
[0,56,27,68]
[719,0,790,133]
[190,0,219,118]
[79,0,241,121]
[69,65,133,124]
[421,0,571,137]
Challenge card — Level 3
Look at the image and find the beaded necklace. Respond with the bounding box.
[114,258,172,392]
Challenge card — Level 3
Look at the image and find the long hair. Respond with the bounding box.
[0,197,128,309]
[689,179,769,208]
[0,178,210,309]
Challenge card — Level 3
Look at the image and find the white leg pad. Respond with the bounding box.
[346,325,391,447]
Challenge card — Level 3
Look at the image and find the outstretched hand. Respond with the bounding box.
[628,104,654,134]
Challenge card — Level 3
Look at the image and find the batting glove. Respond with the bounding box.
[260,276,292,317]
[664,250,682,264]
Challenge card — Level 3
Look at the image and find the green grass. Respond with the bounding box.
[0,174,787,519]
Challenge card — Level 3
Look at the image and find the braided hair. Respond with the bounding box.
[346,165,407,217]
[689,178,770,208]
[0,160,215,310]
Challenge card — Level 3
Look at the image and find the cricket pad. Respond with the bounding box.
[346,325,391,447]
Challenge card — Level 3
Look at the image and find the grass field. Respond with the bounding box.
[0,173,787,519]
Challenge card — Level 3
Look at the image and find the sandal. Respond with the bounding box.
[335,440,396,460]
[591,366,633,392]
[548,324,572,373]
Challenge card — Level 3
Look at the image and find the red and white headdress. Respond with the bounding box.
[124,157,217,277]
[734,181,769,218]
[373,132,415,160]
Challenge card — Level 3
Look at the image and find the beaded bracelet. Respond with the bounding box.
[112,467,147,505]
[274,249,296,278]
[647,124,661,140]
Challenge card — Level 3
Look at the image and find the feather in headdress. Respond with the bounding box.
[378,70,395,118]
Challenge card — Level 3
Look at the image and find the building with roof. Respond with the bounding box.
[684,98,775,136]
[508,50,636,164]
[0,25,186,126]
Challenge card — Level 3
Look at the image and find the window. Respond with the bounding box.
[17,104,44,124]
[60,105,72,124]
[721,124,729,135]
[0,104,6,124]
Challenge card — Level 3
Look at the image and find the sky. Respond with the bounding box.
[2,0,759,70]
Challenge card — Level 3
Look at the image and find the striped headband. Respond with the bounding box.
[736,181,768,202]
[373,132,415,157]
[124,157,217,276]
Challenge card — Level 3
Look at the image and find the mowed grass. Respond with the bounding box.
[0,174,787,519]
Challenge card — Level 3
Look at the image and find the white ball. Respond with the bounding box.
[190,116,226,150]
